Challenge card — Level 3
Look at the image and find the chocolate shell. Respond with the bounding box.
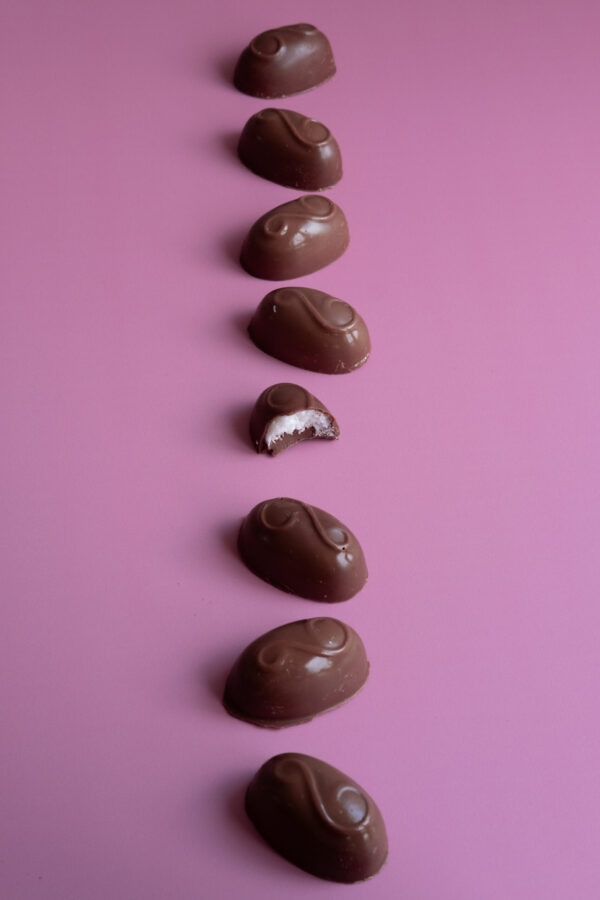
[233,24,336,99]
[238,108,342,190]
[248,287,370,374]
[223,617,369,727]
[250,383,339,456]
[245,753,388,882]
[240,195,349,281]
[238,498,368,602]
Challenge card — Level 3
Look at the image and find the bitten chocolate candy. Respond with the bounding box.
[246,753,388,882]
[224,617,368,727]
[238,108,342,190]
[238,498,368,602]
[234,24,336,99]
[250,383,340,456]
[240,195,349,280]
[248,287,370,374]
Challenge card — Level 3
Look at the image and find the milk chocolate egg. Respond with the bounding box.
[246,753,388,882]
[234,24,336,98]
[224,617,368,727]
[238,498,368,602]
[248,287,370,374]
[238,108,342,190]
[240,195,349,280]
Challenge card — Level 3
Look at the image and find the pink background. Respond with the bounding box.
[2,1,599,897]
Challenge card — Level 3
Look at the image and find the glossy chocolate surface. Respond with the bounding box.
[246,753,388,882]
[250,383,339,456]
[234,24,336,99]
[238,498,368,602]
[240,195,349,280]
[224,617,368,728]
[238,108,342,190]
[248,287,370,374]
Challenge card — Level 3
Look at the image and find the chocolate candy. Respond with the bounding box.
[246,753,388,882]
[238,498,368,602]
[240,195,349,280]
[248,287,370,374]
[234,24,336,99]
[238,108,342,191]
[224,617,368,728]
[250,383,339,456]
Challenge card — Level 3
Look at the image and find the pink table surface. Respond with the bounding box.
[2,1,600,898]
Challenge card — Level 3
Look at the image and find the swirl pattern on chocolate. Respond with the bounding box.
[259,500,347,551]
[223,617,368,727]
[248,287,370,373]
[234,24,336,98]
[273,756,369,831]
[255,616,349,668]
[258,108,331,147]
[238,498,368,602]
[278,286,356,330]
[238,108,342,190]
[240,196,349,280]
[249,24,317,59]
[245,753,388,882]
[265,383,311,413]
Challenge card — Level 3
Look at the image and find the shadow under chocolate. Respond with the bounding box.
[223,226,248,269]
[216,51,239,86]
[220,130,240,160]
[228,402,254,450]
[230,309,251,340]
[218,518,242,563]
[195,647,234,706]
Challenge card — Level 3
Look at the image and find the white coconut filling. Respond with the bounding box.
[265,410,335,448]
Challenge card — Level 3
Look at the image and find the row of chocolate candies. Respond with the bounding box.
[226,23,388,883]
